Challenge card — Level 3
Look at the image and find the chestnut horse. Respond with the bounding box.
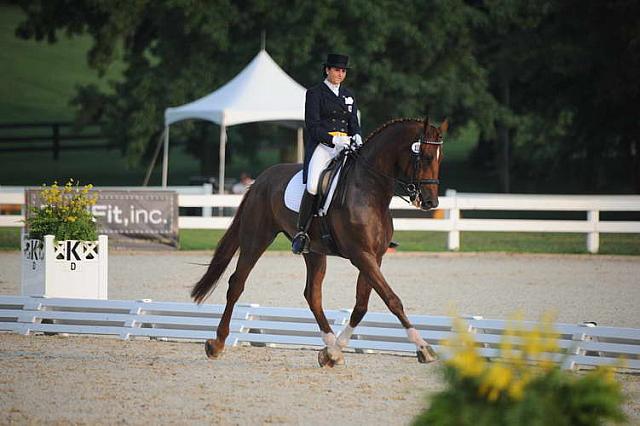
[192,117,448,367]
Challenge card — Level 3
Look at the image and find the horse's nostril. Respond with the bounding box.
[422,199,438,210]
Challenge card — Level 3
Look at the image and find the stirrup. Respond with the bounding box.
[291,231,310,254]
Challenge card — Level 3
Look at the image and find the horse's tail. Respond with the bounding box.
[191,191,248,304]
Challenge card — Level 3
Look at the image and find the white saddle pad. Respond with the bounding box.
[284,169,342,216]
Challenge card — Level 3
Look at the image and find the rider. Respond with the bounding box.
[291,53,363,254]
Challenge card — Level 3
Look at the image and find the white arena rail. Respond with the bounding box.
[1,296,639,371]
[1,187,639,253]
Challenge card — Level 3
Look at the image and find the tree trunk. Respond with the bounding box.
[632,140,640,193]
[496,75,511,193]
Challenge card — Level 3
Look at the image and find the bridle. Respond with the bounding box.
[397,134,443,204]
[345,130,443,205]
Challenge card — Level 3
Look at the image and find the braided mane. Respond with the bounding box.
[364,118,425,143]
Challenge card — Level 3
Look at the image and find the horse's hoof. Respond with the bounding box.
[318,346,345,368]
[416,345,438,364]
[205,339,224,359]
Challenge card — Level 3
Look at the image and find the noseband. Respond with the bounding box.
[346,131,443,205]
[400,135,443,203]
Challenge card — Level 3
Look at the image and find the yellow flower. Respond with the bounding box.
[523,328,544,357]
[449,350,485,378]
[479,364,513,401]
[443,318,486,378]
[66,216,77,222]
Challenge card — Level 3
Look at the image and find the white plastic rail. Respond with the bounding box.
[1,296,638,371]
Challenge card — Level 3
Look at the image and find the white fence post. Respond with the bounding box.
[201,183,213,217]
[446,189,460,251]
[587,210,600,254]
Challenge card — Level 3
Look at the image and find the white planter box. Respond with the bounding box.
[21,234,108,299]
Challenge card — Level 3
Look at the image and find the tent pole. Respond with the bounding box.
[162,125,169,188]
[218,123,226,195]
[297,127,304,163]
[143,128,166,186]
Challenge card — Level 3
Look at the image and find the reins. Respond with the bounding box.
[344,133,443,205]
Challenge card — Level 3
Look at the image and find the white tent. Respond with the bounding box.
[163,49,307,191]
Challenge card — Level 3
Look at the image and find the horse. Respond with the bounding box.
[192,117,448,367]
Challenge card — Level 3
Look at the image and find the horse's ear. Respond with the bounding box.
[439,118,449,134]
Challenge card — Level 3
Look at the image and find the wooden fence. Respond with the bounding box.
[0,122,110,159]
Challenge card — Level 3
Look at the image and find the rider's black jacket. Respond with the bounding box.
[303,82,361,183]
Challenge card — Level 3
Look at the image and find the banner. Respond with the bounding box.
[25,189,179,249]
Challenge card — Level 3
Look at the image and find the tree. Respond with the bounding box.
[471,0,640,193]
[13,0,496,176]
[532,0,640,193]
[16,0,637,192]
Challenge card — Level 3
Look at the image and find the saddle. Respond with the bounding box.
[283,150,355,256]
[315,153,352,256]
[316,154,347,213]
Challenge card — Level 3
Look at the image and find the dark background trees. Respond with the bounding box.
[10,0,640,193]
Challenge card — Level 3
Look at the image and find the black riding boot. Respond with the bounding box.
[291,190,317,254]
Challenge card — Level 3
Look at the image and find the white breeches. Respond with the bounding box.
[306,144,337,194]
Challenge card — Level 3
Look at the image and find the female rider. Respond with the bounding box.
[291,53,363,254]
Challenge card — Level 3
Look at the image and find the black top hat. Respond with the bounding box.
[324,53,350,69]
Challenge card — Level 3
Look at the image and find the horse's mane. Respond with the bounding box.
[364,118,425,143]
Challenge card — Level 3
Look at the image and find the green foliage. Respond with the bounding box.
[413,317,627,426]
[416,366,626,426]
[11,0,493,167]
[473,0,640,192]
[26,179,98,241]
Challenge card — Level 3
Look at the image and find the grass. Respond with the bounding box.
[179,229,293,251]
[3,227,638,255]
[0,227,21,250]
[0,4,123,122]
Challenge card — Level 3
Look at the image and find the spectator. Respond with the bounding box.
[231,172,255,194]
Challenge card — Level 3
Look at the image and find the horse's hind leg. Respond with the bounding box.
[205,231,276,359]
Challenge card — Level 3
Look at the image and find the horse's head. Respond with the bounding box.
[401,119,448,210]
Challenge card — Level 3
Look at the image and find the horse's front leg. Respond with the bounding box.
[303,252,344,367]
[350,253,437,363]
[336,271,372,350]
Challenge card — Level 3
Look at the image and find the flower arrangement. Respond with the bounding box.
[413,314,626,426]
[26,179,98,241]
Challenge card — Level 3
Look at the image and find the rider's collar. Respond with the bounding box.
[323,79,340,96]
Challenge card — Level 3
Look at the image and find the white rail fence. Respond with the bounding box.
[1,296,638,371]
[2,186,639,253]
